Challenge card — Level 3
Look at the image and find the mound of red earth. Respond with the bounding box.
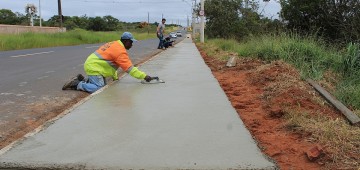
[197,48,343,169]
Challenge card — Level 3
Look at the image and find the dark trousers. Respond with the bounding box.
[157,35,164,49]
[164,42,169,48]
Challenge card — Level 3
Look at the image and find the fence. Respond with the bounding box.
[0,24,66,34]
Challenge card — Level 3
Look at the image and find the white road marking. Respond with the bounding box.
[1,101,15,105]
[10,51,54,58]
[0,92,27,97]
[0,93,26,96]
[45,71,55,74]
[37,75,49,80]
[19,82,27,86]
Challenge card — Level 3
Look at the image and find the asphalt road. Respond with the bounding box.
[0,35,184,148]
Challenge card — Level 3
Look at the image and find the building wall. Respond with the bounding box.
[0,24,66,34]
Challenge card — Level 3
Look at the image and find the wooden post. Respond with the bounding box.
[307,79,360,126]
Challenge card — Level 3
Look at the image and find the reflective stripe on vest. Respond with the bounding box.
[93,51,118,71]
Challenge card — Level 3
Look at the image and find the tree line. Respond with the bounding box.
[203,0,359,44]
[0,8,178,31]
[2,0,359,44]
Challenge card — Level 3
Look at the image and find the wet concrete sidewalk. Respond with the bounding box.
[0,36,276,169]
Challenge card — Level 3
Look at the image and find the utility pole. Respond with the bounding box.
[187,15,189,28]
[147,12,149,34]
[200,0,204,43]
[58,0,63,28]
[192,0,196,38]
[39,0,42,27]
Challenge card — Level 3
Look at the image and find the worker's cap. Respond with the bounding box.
[121,32,137,42]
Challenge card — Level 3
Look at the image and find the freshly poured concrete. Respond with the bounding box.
[0,37,276,169]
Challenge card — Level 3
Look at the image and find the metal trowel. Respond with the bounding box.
[141,77,165,84]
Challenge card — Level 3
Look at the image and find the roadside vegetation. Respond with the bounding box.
[0,29,157,51]
[195,0,360,168]
[0,23,178,51]
[0,8,179,51]
[197,37,360,168]
[199,36,360,111]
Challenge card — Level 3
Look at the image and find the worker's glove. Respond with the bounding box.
[144,75,153,82]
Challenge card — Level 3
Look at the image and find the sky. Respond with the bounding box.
[0,0,281,26]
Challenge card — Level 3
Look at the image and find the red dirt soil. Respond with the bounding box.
[197,47,344,169]
[0,92,89,149]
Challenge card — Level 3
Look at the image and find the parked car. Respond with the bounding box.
[176,31,182,37]
[169,32,177,38]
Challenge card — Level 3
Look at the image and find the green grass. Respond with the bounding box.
[0,29,157,51]
[205,34,343,79]
[284,110,360,168]
[201,34,360,110]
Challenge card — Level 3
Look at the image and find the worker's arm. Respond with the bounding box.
[127,66,153,82]
[126,66,146,79]
[157,25,161,35]
[115,45,153,81]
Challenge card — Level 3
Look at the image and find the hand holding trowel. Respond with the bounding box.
[141,76,165,84]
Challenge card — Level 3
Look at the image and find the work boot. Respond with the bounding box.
[62,78,80,90]
[77,74,85,81]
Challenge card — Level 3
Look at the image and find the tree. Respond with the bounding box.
[0,9,18,25]
[280,0,360,43]
[73,15,89,29]
[103,15,120,31]
[204,0,267,40]
[46,15,61,27]
[14,12,28,25]
[87,16,106,31]
[204,0,244,39]
[63,18,77,30]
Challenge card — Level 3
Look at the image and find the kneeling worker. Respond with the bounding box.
[62,32,154,93]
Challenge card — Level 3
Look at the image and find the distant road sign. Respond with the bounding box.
[199,10,204,16]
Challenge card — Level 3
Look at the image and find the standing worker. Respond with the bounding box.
[62,32,154,93]
[157,18,166,49]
